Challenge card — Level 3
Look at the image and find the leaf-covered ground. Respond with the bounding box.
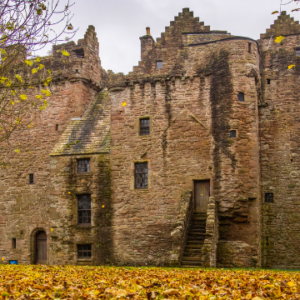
[0,265,299,299]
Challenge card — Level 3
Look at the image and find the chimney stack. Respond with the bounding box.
[146,27,151,36]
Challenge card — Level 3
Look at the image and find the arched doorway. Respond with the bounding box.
[35,231,47,264]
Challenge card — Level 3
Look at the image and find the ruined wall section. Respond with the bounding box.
[0,26,107,265]
[109,35,261,267]
[259,12,300,268]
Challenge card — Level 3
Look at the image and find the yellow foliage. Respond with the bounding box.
[25,60,33,66]
[14,149,20,153]
[288,64,296,69]
[61,49,70,56]
[32,68,38,74]
[275,36,285,43]
[42,89,51,96]
[20,94,27,100]
[39,64,44,69]
[35,95,43,100]
[122,101,127,107]
[15,74,23,82]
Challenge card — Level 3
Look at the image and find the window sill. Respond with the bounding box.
[134,189,149,192]
[77,258,92,261]
[76,173,92,176]
[76,224,92,228]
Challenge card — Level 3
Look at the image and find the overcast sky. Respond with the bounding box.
[44,0,300,74]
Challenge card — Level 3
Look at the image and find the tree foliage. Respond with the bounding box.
[0,0,75,151]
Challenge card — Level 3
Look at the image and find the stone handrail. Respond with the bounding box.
[202,196,218,267]
[170,190,193,266]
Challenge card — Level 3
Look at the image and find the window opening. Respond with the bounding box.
[295,48,300,56]
[77,194,91,224]
[238,92,244,102]
[156,60,163,69]
[266,237,269,246]
[267,79,271,85]
[134,162,148,189]
[77,159,90,173]
[73,48,84,58]
[12,238,16,249]
[248,43,251,53]
[230,130,236,138]
[77,244,92,259]
[140,118,150,135]
[29,174,34,184]
[55,124,59,131]
[265,193,273,203]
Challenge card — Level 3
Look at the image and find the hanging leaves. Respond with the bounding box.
[275,36,285,43]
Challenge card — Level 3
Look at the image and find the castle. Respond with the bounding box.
[0,8,300,268]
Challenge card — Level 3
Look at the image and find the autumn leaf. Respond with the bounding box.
[14,149,20,153]
[60,49,70,56]
[275,36,285,43]
[32,68,38,74]
[25,60,33,66]
[288,64,296,69]
[15,74,23,82]
[20,94,27,100]
[122,101,127,106]
[272,10,279,14]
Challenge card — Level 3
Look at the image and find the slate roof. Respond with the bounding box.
[51,90,110,156]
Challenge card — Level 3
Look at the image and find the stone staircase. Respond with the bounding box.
[181,213,207,267]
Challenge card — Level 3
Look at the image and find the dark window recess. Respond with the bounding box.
[78,194,91,224]
[230,130,236,138]
[238,92,244,102]
[75,69,78,73]
[140,118,150,135]
[248,43,251,53]
[265,193,273,203]
[266,237,269,246]
[267,79,271,84]
[29,174,34,184]
[73,48,84,58]
[156,60,163,69]
[135,162,148,189]
[295,48,300,56]
[77,159,90,173]
[55,124,59,131]
[77,244,92,259]
[12,238,16,249]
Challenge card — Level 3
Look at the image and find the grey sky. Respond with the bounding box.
[47,0,300,74]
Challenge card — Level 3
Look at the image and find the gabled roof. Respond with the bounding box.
[261,11,300,38]
[51,90,110,156]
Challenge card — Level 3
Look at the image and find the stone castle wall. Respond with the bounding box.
[0,8,300,268]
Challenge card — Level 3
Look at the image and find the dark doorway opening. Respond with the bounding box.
[35,231,47,264]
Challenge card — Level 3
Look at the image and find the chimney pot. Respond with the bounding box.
[146,27,150,36]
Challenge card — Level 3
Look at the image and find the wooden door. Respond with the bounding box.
[194,180,210,213]
[36,231,47,264]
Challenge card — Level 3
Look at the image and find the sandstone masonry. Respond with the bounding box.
[0,9,299,268]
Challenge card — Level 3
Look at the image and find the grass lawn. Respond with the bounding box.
[0,265,299,299]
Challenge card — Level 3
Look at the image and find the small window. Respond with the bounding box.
[238,92,244,102]
[77,244,92,259]
[267,79,271,85]
[156,60,163,69]
[77,194,91,224]
[12,238,16,249]
[230,130,236,138]
[29,174,34,184]
[55,124,59,131]
[77,159,90,173]
[134,162,148,189]
[265,193,273,203]
[295,48,300,56]
[140,118,150,135]
[73,48,84,58]
[248,43,251,53]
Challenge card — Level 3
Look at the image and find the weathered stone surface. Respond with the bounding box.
[0,9,299,268]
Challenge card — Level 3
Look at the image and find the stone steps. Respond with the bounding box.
[181,213,207,267]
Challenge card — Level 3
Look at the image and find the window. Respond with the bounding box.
[29,174,34,184]
[56,124,59,131]
[295,48,300,56]
[238,92,244,102]
[134,162,148,189]
[248,43,251,53]
[12,238,16,249]
[140,118,150,135]
[265,193,273,203]
[77,194,91,224]
[77,159,90,173]
[230,130,236,138]
[267,79,271,85]
[73,48,84,58]
[156,60,163,69]
[77,244,92,259]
